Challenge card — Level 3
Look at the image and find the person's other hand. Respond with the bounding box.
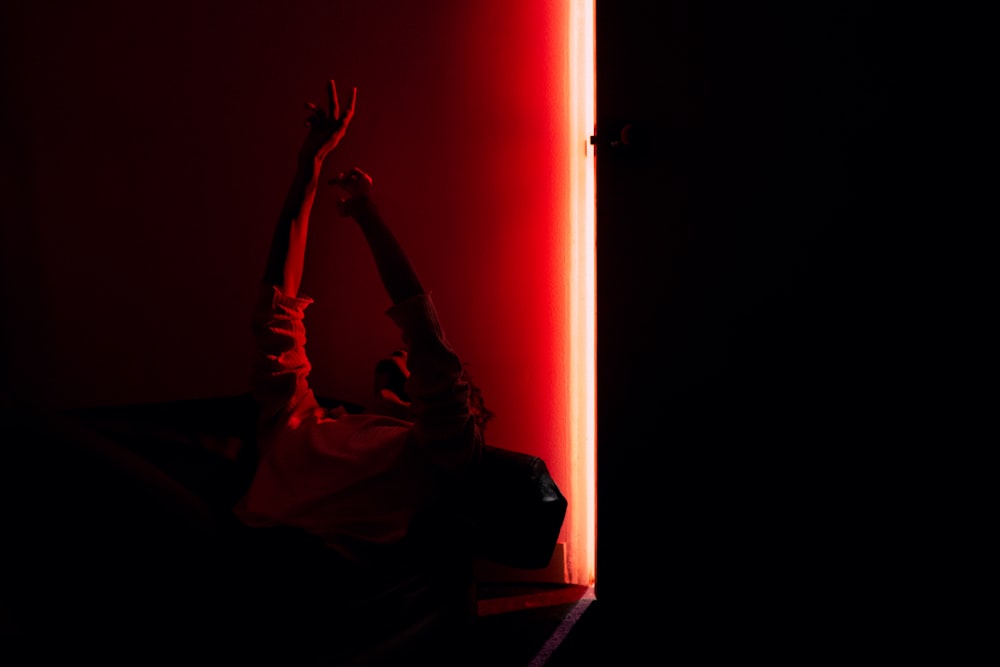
[298,79,356,165]
[329,167,374,217]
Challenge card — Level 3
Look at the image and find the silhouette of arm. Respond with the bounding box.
[262,80,356,298]
[330,168,424,304]
[332,170,482,473]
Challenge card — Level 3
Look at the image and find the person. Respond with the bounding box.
[228,79,487,663]
[4,78,502,664]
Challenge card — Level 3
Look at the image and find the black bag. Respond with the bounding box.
[470,445,568,569]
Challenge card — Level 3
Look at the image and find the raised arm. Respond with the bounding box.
[330,168,424,304]
[262,80,356,298]
[332,169,482,473]
[250,81,355,428]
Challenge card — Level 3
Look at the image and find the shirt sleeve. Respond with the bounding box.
[385,293,483,474]
[250,285,320,429]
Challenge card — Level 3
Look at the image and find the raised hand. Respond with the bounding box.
[329,167,374,217]
[298,79,357,165]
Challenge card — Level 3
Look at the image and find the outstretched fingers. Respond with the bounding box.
[328,79,339,120]
[325,80,357,125]
[343,86,357,123]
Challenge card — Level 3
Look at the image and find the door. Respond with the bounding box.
[594,0,889,644]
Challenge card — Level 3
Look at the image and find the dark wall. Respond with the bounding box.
[594,0,891,652]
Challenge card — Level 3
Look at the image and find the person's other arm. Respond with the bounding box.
[332,170,482,472]
[331,168,423,304]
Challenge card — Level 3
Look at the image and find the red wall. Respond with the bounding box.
[1,1,573,548]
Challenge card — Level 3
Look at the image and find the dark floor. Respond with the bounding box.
[1,582,598,666]
[473,583,596,667]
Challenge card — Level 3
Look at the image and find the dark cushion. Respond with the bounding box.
[471,445,568,569]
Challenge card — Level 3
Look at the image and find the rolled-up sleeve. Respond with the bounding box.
[386,293,482,474]
[251,285,318,427]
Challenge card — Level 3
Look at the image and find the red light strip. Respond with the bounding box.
[567,0,595,587]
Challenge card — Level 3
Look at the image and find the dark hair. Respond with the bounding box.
[463,364,495,434]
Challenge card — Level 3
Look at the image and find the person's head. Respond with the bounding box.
[371,349,410,420]
[371,350,494,434]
